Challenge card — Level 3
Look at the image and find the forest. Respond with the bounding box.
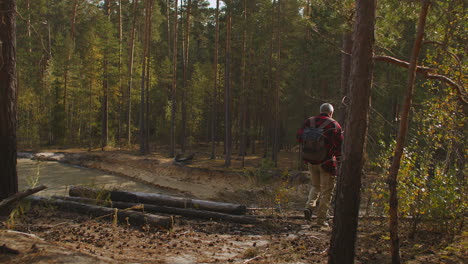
[0,0,466,263]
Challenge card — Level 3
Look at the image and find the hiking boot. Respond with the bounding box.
[303,208,313,221]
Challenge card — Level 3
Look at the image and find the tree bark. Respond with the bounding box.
[328,0,376,263]
[70,0,79,41]
[117,0,123,148]
[140,0,151,155]
[145,2,153,153]
[239,0,248,167]
[55,196,260,225]
[126,0,138,146]
[224,1,232,167]
[272,0,281,166]
[181,0,192,154]
[210,0,220,160]
[338,31,353,127]
[170,0,179,158]
[388,1,431,263]
[68,186,247,215]
[0,0,18,201]
[166,0,172,56]
[101,0,111,150]
[29,196,172,229]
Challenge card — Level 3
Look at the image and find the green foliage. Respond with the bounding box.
[244,158,277,184]
[5,200,32,229]
[369,92,466,237]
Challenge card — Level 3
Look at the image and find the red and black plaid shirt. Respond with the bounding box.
[296,113,344,175]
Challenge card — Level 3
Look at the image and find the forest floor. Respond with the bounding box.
[1,146,466,263]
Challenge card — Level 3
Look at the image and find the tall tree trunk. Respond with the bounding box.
[26,0,31,53]
[166,0,172,56]
[388,1,431,263]
[101,61,109,150]
[210,0,220,160]
[338,30,353,127]
[87,79,93,150]
[140,0,151,155]
[70,0,79,41]
[239,0,247,167]
[265,1,274,160]
[224,1,232,167]
[117,0,123,148]
[272,0,281,166]
[0,0,18,200]
[328,0,376,263]
[127,0,138,146]
[101,0,111,150]
[181,0,192,154]
[170,0,179,157]
[145,0,153,153]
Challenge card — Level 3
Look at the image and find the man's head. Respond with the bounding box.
[320,103,334,116]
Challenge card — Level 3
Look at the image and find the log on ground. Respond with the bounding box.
[0,185,47,216]
[69,185,247,215]
[28,196,172,229]
[54,195,262,225]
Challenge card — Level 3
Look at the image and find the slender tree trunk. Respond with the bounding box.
[101,0,111,150]
[265,1,274,160]
[0,0,18,200]
[181,0,191,153]
[170,0,179,157]
[210,0,220,160]
[388,1,431,263]
[88,79,93,150]
[240,0,247,167]
[166,0,172,56]
[71,0,79,41]
[140,0,151,155]
[117,0,123,148]
[328,0,376,263]
[127,0,138,146]
[145,0,153,153]
[338,31,353,127]
[101,67,109,150]
[26,0,31,53]
[272,0,281,166]
[224,1,232,167]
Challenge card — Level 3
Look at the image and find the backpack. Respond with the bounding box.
[301,117,334,161]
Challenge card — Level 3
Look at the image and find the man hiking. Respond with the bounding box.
[296,103,343,228]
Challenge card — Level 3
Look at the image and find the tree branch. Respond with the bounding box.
[373,55,433,74]
[373,55,467,104]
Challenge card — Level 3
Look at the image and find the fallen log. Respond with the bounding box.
[28,196,172,229]
[54,195,262,225]
[0,185,47,216]
[69,185,247,215]
[174,153,195,162]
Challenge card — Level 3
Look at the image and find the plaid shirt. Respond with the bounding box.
[296,113,344,175]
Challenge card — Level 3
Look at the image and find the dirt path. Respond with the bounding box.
[3,208,333,264]
[5,149,465,263]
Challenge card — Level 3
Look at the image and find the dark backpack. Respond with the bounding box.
[301,117,334,161]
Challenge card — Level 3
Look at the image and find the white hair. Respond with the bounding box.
[320,103,334,114]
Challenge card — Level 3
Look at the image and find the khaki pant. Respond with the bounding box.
[305,163,335,224]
